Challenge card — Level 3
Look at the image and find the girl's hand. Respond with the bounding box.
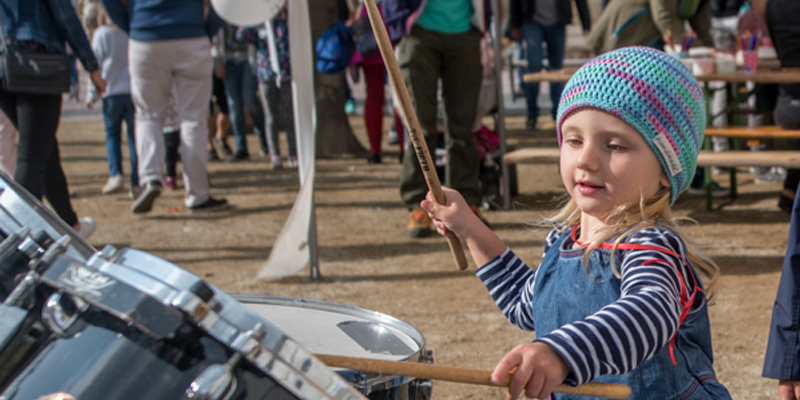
[420,187,480,242]
[491,342,569,400]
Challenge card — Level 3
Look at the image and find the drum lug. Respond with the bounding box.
[41,291,88,337]
[419,348,434,364]
[97,244,118,260]
[4,234,69,306]
[409,349,434,400]
[184,351,243,400]
[351,371,368,388]
[409,378,433,400]
[183,363,237,400]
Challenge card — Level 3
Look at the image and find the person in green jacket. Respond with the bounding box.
[586,0,713,55]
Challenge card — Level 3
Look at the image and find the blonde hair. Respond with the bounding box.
[540,187,719,301]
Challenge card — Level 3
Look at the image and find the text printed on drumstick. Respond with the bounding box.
[410,128,431,172]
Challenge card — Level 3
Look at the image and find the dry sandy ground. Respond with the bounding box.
[54,112,791,399]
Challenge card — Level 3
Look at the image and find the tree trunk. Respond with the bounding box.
[308,0,367,158]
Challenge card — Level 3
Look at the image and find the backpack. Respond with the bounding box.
[315,22,354,74]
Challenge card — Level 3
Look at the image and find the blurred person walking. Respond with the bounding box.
[86,8,138,196]
[216,23,267,162]
[237,7,299,169]
[384,0,489,238]
[507,0,591,129]
[0,0,105,239]
[348,0,405,165]
[100,0,229,213]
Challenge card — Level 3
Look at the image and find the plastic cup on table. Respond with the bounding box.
[743,50,758,74]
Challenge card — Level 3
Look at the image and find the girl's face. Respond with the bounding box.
[560,108,669,221]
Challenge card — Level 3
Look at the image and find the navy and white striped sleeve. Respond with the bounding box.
[537,227,695,385]
[475,229,562,331]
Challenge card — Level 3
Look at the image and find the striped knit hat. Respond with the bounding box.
[556,46,706,204]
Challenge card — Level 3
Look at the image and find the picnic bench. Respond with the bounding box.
[515,66,800,210]
[503,123,800,210]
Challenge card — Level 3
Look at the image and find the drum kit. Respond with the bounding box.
[0,174,432,400]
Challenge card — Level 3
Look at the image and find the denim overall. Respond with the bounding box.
[531,231,732,399]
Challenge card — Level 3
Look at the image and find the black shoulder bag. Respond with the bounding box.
[0,16,71,95]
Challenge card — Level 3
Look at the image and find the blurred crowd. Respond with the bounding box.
[0,0,797,241]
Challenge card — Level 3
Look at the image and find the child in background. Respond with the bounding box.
[421,47,731,399]
[238,6,298,169]
[87,9,138,196]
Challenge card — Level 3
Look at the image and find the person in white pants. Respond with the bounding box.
[128,38,226,212]
[101,0,229,214]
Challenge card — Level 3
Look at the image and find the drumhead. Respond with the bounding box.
[234,295,425,362]
[235,295,429,397]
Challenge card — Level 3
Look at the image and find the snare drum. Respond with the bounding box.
[0,246,366,400]
[235,295,433,400]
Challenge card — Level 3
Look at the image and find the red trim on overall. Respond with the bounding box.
[570,223,703,365]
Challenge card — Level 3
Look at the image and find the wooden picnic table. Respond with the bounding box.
[523,64,800,84]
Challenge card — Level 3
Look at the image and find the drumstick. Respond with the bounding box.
[316,354,631,399]
[362,0,469,271]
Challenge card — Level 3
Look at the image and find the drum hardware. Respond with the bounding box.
[32,250,366,399]
[41,292,88,337]
[408,349,433,400]
[184,325,266,400]
[0,228,31,300]
[4,234,69,307]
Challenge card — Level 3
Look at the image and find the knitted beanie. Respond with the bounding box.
[556,46,706,204]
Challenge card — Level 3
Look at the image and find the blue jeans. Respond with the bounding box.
[224,59,266,154]
[102,94,138,186]
[522,21,566,122]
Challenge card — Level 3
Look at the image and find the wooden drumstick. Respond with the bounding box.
[362,0,469,271]
[316,354,632,399]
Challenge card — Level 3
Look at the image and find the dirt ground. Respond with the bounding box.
[54,111,790,399]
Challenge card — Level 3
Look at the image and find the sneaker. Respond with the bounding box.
[208,148,221,162]
[271,155,283,169]
[367,154,382,164]
[345,99,356,115]
[214,138,233,155]
[287,156,298,168]
[102,174,124,194]
[755,167,787,184]
[189,196,230,213]
[687,181,731,197]
[164,176,177,190]
[75,217,95,240]
[129,185,141,199]
[230,151,249,163]
[131,181,162,214]
[408,208,432,238]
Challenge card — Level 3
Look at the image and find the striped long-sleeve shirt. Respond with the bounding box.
[476,225,702,385]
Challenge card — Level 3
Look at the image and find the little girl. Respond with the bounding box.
[421,47,732,399]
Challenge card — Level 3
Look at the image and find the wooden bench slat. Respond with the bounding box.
[504,147,800,168]
[705,126,800,139]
